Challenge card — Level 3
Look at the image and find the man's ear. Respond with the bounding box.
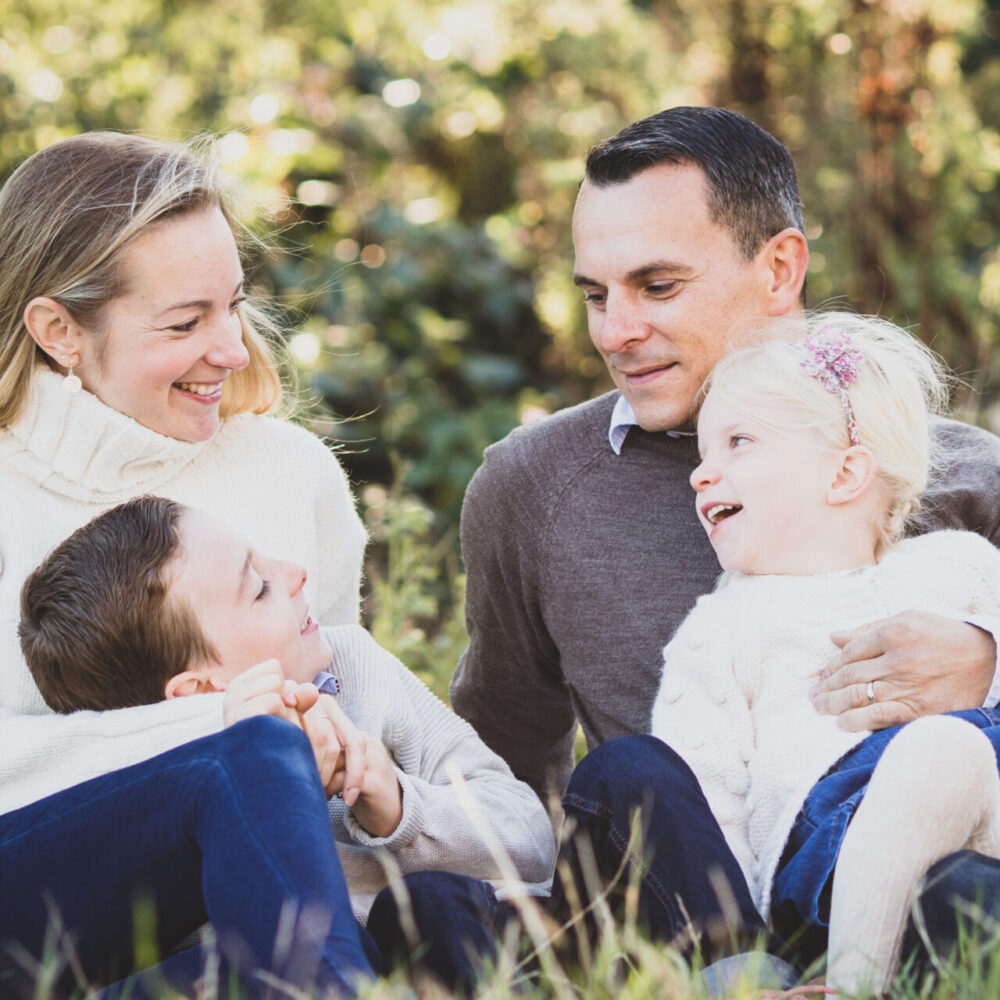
[164,669,225,700]
[23,296,85,368]
[759,228,809,317]
[827,446,879,506]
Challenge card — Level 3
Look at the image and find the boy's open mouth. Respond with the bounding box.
[704,503,743,525]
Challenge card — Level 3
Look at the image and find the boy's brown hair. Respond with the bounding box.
[19,496,217,713]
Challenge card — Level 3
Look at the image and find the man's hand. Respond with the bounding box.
[222,659,319,728]
[811,611,996,731]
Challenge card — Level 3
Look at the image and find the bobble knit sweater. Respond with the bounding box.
[0,370,365,815]
[650,530,1000,919]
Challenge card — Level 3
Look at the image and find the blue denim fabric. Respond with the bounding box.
[0,717,374,999]
[555,734,787,963]
[366,871,513,995]
[771,708,1000,966]
[368,736,797,992]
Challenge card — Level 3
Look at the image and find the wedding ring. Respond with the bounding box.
[866,680,876,704]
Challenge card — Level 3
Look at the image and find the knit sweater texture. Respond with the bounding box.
[0,370,365,815]
[650,530,1000,919]
[451,391,1000,799]
[323,624,554,921]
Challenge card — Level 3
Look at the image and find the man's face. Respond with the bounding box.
[573,163,778,432]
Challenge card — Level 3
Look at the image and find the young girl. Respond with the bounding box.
[18,496,555,990]
[650,311,1000,993]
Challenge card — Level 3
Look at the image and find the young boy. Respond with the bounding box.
[19,495,555,985]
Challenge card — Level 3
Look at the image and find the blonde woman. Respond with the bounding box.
[0,133,374,994]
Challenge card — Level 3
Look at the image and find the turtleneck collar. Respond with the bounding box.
[1,368,212,504]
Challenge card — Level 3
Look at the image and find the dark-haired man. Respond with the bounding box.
[451,106,1000,979]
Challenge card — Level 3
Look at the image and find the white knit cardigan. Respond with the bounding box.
[650,530,1000,919]
[0,370,365,816]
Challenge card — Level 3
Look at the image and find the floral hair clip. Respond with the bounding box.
[798,326,864,446]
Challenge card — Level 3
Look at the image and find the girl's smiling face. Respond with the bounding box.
[73,207,250,442]
[169,509,331,687]
[691,390,849,576]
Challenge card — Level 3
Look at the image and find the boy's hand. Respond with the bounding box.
[310,695,403,838]
[222,659,319,728]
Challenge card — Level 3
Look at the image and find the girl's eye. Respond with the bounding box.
[230,295,247,313]
[169,319,198,333]
[255,579,271,601]
[730,434,751,448]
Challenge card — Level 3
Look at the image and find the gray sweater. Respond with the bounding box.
[450,391,1000,800]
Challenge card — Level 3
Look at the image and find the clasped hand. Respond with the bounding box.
[222,659,403,837]
[810,610,996,730]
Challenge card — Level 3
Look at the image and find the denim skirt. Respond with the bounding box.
[770,707,1000,965]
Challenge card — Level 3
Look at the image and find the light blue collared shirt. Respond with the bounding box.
[607,394,695,455]
[606,393,1000,707]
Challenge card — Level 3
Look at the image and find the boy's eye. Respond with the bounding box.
[730,434,751,448]
[255,579,271,601]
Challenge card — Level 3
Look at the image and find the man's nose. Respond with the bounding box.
[592,293,651,355]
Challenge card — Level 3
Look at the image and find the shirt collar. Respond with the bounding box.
[608,394,696,454]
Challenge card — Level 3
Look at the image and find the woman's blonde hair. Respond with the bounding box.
[0,131,288,428]
[706,311,951,553]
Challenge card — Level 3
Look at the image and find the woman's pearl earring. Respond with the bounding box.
[61,354,81,394]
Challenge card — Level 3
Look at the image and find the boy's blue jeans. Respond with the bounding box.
[0,716,375,999]
[371,735,788,991]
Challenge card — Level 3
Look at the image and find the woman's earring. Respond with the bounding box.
[61,354,81,394]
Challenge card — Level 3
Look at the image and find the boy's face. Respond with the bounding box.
[171,509,332,685]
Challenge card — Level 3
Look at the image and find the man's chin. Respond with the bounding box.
[629,401,698,434]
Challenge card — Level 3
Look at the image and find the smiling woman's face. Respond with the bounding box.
[75,206,251,442]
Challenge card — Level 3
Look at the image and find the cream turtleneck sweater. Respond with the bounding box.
[0,370,365,815]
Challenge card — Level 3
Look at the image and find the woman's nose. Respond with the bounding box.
[205,316,250,371]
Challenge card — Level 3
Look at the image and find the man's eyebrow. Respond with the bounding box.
[154,279,245,320]
[235,550,252,604]
[573,261,695,287]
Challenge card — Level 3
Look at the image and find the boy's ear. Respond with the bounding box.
[23,296,86,367]
[827,446,879,506]
[164,669,225,700]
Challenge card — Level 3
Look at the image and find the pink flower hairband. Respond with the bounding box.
[798,326,864,446]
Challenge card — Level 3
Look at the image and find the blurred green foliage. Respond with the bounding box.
[3,0,999,663]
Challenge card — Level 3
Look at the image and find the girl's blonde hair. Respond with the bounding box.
[0,131,288,428]
[706,311,950,553]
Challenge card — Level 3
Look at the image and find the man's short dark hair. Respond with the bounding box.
[584,106,804,259]
[19,496,216,713]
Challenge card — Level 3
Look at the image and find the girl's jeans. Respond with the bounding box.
[0,716,375,999]
[773,707,1000,972]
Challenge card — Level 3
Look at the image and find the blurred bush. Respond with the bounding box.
[3,0,999,672]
